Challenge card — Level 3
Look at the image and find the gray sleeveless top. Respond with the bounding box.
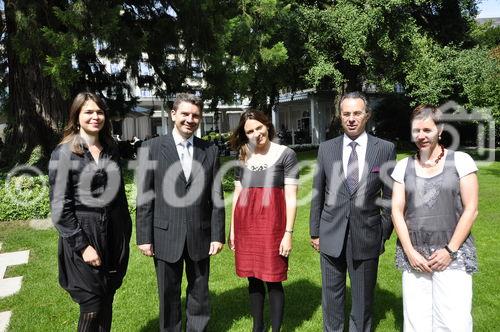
[395,151,478,273]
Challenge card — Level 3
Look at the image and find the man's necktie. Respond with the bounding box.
[347,141,359,193]
[180,141,192,179]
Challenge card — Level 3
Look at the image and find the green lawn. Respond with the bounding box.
[1,151,499,331]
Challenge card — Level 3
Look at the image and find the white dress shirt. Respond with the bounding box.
[342,131,368,182]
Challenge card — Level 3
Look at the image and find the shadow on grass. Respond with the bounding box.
[140,279,321,331]
[211,278,321,331]
[338,285,403,332]
[281,279,322,331]
[140,312,159,331]
[373,285,404,331]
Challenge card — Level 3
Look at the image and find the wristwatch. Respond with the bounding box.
[444,245,458,260]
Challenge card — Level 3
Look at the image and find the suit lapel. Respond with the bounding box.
[187,137,207,184]
[161,133,188,183]
[363,135,379,180]
[353,134,379,196]
[332,138,351,195]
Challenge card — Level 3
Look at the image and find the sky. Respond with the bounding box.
[477,0,500,18]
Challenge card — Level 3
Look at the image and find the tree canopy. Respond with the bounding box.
[0,0,498,167]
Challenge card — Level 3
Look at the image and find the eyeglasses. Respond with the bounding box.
[341,111,366,119]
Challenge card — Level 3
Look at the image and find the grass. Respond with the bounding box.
[0,150,499,331]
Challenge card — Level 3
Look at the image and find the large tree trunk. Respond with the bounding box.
[2,1,68,169]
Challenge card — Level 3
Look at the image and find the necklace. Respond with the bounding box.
[417,144,444,166]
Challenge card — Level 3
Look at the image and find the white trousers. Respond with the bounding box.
[402,269,473,332]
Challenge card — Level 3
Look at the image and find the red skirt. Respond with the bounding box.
[234,187,288,282]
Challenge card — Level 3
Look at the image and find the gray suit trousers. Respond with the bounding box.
[154,245,210,332]
[320,228,379,332]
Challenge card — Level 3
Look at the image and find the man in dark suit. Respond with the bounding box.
[310,91,396,332]
[136,93,225,332]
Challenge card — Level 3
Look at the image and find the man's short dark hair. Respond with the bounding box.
[339,91,369,112]
[173,93,204,113]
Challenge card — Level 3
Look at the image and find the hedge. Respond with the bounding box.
[0,174,51,221]
[0,146,315,222]
[0,169,230,222]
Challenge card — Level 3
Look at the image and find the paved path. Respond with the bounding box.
[0,243,30,332]
[29,218,53,230]
[0,312,11,332]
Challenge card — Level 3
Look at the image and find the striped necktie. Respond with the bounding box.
[180,141,192,178]
[347,141,359,193]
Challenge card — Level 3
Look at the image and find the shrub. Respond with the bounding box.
[0,160,238,221]
[222,170,235,192]
[0,170,138,222]
[288,144,319,152]
[202,131,232,142]
[123,169,137,214]
[0,174,50,221]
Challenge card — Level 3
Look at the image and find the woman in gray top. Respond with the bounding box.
[391,105,478,332]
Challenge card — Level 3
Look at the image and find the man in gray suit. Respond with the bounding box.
[136,93,225,331]
[310,91,396,332]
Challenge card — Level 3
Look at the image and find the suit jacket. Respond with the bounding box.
[309,134,396,260]
[136,133,225,263]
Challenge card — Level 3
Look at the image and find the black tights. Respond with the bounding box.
[248,277,284,332]
[77,299,113,332]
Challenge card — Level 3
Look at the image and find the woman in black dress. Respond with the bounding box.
[49,92,131,331]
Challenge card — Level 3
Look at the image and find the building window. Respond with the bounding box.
[140,87,152,97]
[204,116,215,132]
[166,59,176,69]
[139,62,152,76]
[95,40,108,52]
[110,62,121,74]
[394,82,405,94]
[192,60,203,78]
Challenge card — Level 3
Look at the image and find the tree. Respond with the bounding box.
[1,0,138,168]
[298,1,499,128]
[299,1,476,91]
[203,0,309,115]
[0,0,231,167]
[1,0,497,168]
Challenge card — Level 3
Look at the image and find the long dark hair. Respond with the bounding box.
[59,92,115,155]
[229,110,275,161]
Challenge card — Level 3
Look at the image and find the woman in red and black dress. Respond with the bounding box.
[229,111,299,332]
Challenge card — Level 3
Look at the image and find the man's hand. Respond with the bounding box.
[310,237,320,252]
[138,243,154,257]
[209,241,223,256]
[82,245,101,267]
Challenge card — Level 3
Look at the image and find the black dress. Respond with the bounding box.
[49,142,132,311]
